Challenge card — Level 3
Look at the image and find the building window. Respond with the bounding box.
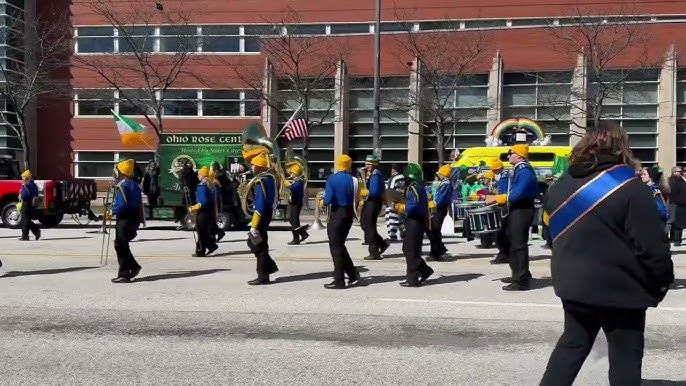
[74,151,155,178]
[590,69,660,165]
[163,90,198,116]
[502,71,573,146]
[159,25,199,53]
[117,26,155,53]
[201,25,240,53]
[117,89,153,116]
[76,27,115,53]
[74,89,115,116]
[329,23,370,34]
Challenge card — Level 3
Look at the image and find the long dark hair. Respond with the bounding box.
[569,120,635,169]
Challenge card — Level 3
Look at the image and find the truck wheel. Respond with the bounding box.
[1,202,22,229]
[38,213,64,228]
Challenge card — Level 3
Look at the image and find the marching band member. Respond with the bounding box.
[426,164,453,261]
[485,144,538,291]
[489,159,510,264]
[360,155,390,260]
[385,164,405,241]
[322,154,361,289]
[286,164,309,245]
[209,169,225,242]
[246,153,279,285]
[109,159,144,283]
[394,163,434,287]
[18,169,41,241]
[191,167,218,257]
[641,167,669,223]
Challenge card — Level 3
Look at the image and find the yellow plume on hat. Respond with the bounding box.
[336,155,352,171]
[437,165,452,178]
[511,144,529,159]
[489,159,503,170]
[251,153,269,168]
[289,164,302,176]
[198,166,210,178]
[116,159,135,177]
[21,170,32,179]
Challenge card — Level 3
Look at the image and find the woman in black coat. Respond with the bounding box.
[540,121,674,386]
[668,167,686,245]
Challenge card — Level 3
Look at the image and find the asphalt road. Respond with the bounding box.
[1,221,685,385]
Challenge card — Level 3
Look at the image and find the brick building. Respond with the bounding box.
[32,0,686,186]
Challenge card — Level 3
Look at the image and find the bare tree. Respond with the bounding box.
[73,0,201,136]
[0,8,71,170]
[389,11,490,165]
[227,7,350,154]
[537,2,663,131]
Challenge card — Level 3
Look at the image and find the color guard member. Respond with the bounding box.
[191,167,219,257]
[246,153,279,285]
[360,155,390,260]
[394,163,434,287]
[109,159,144,283]
[322,155,361,289]
[641,167,669,223]
[385,164,405,241]
[426,164,453,261]
[485,144,538,291]
[286,164,309,245]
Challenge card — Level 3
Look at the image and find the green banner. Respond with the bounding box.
[157,133,243,206]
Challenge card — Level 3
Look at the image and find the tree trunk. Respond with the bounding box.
[16,116,31,171]
[436,121,445,166]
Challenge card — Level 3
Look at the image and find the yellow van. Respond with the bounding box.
[450,146,572,182]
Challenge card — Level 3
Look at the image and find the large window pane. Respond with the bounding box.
[78,152,114,162]
[623,83,658,104]
[330,24,369,34]
[455,87,488,107]
[77,37,114,53]
[202,36,239,52]
[163,101,197,116]
[622,105,657,119]
[77,163,115,178]
[503,86,536,105]
[118,37,154,52]
[203,101,239,116]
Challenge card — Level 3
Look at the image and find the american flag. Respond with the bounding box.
[284,111,309,141]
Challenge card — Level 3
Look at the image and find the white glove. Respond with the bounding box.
[249,228,260,237]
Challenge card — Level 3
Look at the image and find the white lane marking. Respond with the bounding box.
[377,298,686,312]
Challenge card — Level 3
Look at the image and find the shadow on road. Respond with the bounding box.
[131,237,188,243]
[212,250,253,257]
[1,266,99,278]
[424,273,483,286]
[218,239,246,244]
[530,255,551,262]
[642,380,686,385]
[39,236,94,241]
[304,238,361,246]
[135,269,230,282]
[275,266,370,283]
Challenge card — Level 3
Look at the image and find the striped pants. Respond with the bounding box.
[385,207,404,240]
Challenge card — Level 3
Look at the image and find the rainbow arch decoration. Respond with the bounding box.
[485,117,550,147]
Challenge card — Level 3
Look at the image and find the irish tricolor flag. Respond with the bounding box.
[112,110,152,147]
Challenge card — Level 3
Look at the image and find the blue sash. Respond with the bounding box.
[549,165,636,242]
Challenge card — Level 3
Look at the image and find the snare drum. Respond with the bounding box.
[467,205,501,234]
[454,201,484,219]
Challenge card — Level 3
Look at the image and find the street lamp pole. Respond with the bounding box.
[372,0,381,157]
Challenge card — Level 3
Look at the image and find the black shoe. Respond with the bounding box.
[362,242,368,246]
[111,277,131,283]
[502,283,529,291]
[380,239,391,255]
[420,267,434,283]
[287,240,300,245]
[364,255,383,261]
[192,252,206,257]
[348,272,361,286]
[324,281,346,289]
[490,256,509,264]
[207,244,219,255]
[35,229,41,241]
[400,281,421,287]
[500,277,515,284]
[300,231,310,243]
[18,238,29,241]
[248,278,271,285]
[130,266,141,279]
[426,255,443,262]
[0,259,3,269]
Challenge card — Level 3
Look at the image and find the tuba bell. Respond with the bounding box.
[310,189,329,230]
[238,122,285,217]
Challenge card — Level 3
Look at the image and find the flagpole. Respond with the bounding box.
[275,103,303,139]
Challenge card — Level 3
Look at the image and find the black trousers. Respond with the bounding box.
[404,216,432,284]
[505,206,534,284]
[196,210,217,255]
[540,300,646,386]
[426,206,448,257]
[114,218,141,279]
[327,206,358,283]
[20,205,40,239]
[543,224,552,246]
[360,199,384,257]
[247,210,277,279]
[289,202,307,241]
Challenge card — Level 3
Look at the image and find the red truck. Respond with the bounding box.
[0,155,98,228]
